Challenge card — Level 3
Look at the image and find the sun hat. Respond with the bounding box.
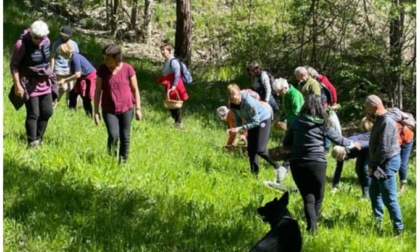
[60,26,73,37]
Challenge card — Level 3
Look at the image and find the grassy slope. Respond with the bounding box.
[3,2,416,252]
[4,50,417,252]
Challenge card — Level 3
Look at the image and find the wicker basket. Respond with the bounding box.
[164,90,183,109]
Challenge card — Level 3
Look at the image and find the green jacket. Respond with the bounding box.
[301,76,321,97]
[282,85,304,123]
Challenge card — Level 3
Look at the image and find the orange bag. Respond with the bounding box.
[397,122,414,145]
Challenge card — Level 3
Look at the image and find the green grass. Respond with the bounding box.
[3,2,416,250]
[3,51,417,251]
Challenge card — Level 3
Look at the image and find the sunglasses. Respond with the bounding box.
[32,35,45,40]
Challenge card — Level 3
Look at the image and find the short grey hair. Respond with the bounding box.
[272,78,289,92]
[294,66,308,75]
[29,20,50,37]
[306,66,319,78]
[365,95,383,106]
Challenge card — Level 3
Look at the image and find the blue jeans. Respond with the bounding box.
[369,155,403,231]
[332,150,370,196]
[399,140,413,183]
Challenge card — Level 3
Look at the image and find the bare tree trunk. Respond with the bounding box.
[110,0,120,37]
[143,0,154,42]
[106,0,111,24]
[175,0,192,67]
[389,0,404,108]
[310,0,317,65]
[131,0,139,28]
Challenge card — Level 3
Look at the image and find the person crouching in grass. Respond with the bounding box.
[227,84,287,188]
[56,42,96,116]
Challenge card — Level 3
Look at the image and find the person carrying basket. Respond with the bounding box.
[157,43,189,129]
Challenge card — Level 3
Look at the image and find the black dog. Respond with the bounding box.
[250,192,302,252]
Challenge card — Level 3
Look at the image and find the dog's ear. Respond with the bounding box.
[278,191,289,206]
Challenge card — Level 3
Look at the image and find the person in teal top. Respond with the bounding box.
[272,78,304,128]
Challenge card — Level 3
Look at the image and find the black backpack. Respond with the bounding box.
[258,71,277,97]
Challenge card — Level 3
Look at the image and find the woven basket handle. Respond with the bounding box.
[167,89,181,101]
[233,137,247,146]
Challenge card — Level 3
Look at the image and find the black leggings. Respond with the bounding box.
[69,77,93,116]
[290,159,326,232]
[170,109,182,123]
[247,117,279,174]
[24,93,54,143]
[103,108,133,162]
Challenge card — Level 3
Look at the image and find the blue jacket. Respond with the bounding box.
[283,114,354,162]
[369,112,400,171]
[230,91,271,130]
[345,132,370,159]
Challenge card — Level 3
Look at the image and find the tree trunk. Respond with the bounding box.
[310,0,317,65]
[131,0,139,29]
[111,0,120,37]
[389,0,404,108]
[106,0,111,24]
[175,0,192,67]
[143,0,154,42]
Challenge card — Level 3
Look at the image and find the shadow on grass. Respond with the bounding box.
[4,157,259,251]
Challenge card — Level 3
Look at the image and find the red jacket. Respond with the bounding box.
[318,74,337,105]
[157,73,189,101]
[73,70,97,100]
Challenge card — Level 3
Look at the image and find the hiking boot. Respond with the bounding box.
[263,180,287,191]
[275,166,288,183]
[399,183,407,195]
[331,187,339,195]
[27,140,40,149]
[173,123,183,129]
[394,229,404,237]
[362,187,370,199]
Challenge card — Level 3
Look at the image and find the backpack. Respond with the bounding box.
[401,111,416,131]
[397,122,414,145]
[316,78,333,105]
[170,58,193,85]
[258,71,277,97]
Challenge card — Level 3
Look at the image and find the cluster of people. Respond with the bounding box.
[10,20,414,237]
[217,62,414,236]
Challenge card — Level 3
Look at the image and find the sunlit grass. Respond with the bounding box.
[4,50,416,250]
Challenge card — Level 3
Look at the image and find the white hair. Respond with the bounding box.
[294,66,308,75]
[272,78,289,92]
[29,20,49,37]
[216,106,229,120]
[306,66,319,78]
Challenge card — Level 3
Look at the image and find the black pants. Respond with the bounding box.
[103,108,133,163]
[170,109,182,123]
[247,117,279,174]
[24,93,54,143]
[290,159,326,232]
[69,90,92,116]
